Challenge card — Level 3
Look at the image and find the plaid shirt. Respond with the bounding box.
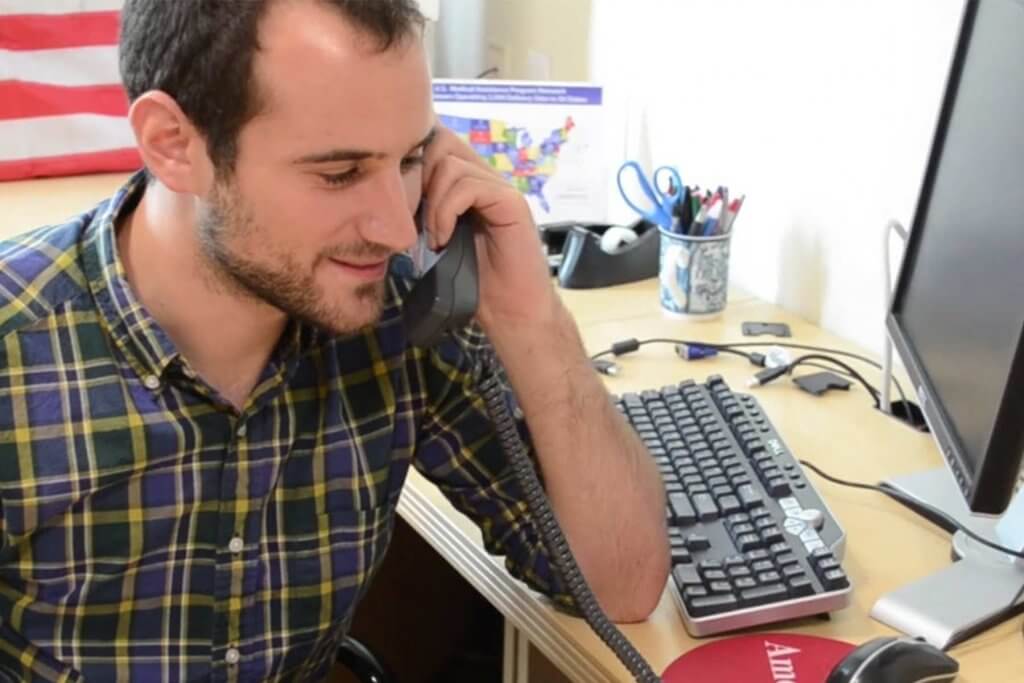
[0,173,569,682]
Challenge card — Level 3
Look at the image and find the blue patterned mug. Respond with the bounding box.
[658,228,732,318]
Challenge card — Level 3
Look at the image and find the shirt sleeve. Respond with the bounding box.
[410,324,575,610]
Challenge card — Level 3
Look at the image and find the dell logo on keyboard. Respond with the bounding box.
[767,438,785,457]
[764,641,802,682]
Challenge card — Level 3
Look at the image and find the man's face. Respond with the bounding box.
[198,0,434,335]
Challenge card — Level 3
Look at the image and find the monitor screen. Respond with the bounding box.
[889,0,1024,514]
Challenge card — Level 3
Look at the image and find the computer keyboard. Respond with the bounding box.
[614,375,852,637]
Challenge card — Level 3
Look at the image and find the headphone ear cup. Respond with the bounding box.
[599,226,639,254]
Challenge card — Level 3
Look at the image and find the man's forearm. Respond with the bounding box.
[486,299,670,622]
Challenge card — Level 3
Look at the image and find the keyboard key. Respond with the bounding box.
[719,495,742,515]
[737,485,764,510]
[745,549,771,563]
[816,557,842,574]
[709,581,733,594]
[727,513,751,527]
[767,478,792,497]
[788,576,815,597]
[687,593,739,617]
[672,565,702,587]
[692,494,720,521]
[822,569,850,590]
[728,565,752,579]
[751,560,775,574]
[757,571,783,585]
[671,546,692,564]
[782,564,806,579]
[739,584,789,607]
[668,493,697,525]
[736,534,762,552]
[698,559,723,572]
[734,577,758,591]
[731,523,756,537]
[685,534,710,552]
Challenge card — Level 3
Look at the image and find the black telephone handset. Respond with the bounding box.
[401,211,481,346]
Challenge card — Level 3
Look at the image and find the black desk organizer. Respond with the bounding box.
[539,219,660,289]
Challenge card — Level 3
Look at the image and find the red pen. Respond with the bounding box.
[723,195,745,233]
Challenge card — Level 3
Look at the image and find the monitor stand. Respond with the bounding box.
[870,467,1024,649]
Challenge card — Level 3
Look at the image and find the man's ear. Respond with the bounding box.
[127,91,214,195]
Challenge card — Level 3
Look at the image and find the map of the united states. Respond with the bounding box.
[440,114,576,213]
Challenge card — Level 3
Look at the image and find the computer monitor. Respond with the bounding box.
[873,0,1024,649]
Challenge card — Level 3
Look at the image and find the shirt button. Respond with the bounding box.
[236,423,247,438]
[228,536,244,554]
[225,647,240,665]
[143,375,160,390]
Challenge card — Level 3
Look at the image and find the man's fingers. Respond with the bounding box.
[423,124,499,188]
[425,155,504,248]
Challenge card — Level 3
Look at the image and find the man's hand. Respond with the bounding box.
[422,124,558,336]
[422,123,670,621]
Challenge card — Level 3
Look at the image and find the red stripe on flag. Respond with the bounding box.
[0,11,121,51]
[0,148,140,182]
[0,82,130,121]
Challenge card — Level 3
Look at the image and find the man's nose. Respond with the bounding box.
[358,169,418,253]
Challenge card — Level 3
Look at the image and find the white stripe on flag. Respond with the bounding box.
[1,45,120,88]
[0,0,124,15]
[0,113,134,161]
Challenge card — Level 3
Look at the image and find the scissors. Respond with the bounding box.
[616,161,684,231]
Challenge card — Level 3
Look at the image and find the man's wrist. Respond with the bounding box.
[483,293,575,358]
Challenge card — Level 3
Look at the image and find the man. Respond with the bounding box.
[0,1,669,680]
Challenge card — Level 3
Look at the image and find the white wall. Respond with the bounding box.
[590,0,966,356]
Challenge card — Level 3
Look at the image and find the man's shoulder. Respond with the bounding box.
[0,208,99,341]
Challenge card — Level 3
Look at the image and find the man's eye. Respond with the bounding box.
[319,169,361,187]
[401,156,425,172]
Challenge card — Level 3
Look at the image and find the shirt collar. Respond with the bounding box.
[81,171,182,384]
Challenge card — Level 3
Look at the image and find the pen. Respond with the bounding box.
[689,200,710,236]
[722,195,745,233]
[702,197,723,236]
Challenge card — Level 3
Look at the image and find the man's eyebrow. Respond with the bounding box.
[293,127,438,166]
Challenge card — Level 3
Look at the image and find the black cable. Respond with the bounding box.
[799,459,1024,560]
[721,340,909,407]
[590,337,909,408]
[478,353,661,683]
[785,354,882,405]
[591,337,756,363]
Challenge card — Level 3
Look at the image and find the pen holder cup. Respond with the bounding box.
[658,228,732,319]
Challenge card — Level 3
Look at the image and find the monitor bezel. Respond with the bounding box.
[887,0,1024,515]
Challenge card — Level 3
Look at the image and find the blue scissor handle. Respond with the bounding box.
[652,166,684,206]
[616,161,683,229]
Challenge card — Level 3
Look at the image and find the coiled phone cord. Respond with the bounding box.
[479,358,662,683]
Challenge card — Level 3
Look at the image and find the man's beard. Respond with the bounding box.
[197,181,391,336]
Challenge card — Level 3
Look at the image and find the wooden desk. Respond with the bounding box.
[398,280,1022,683]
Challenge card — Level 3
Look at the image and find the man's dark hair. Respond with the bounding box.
[119,0,425,173]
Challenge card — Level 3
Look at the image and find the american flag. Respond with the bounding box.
[0,0,139,181]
